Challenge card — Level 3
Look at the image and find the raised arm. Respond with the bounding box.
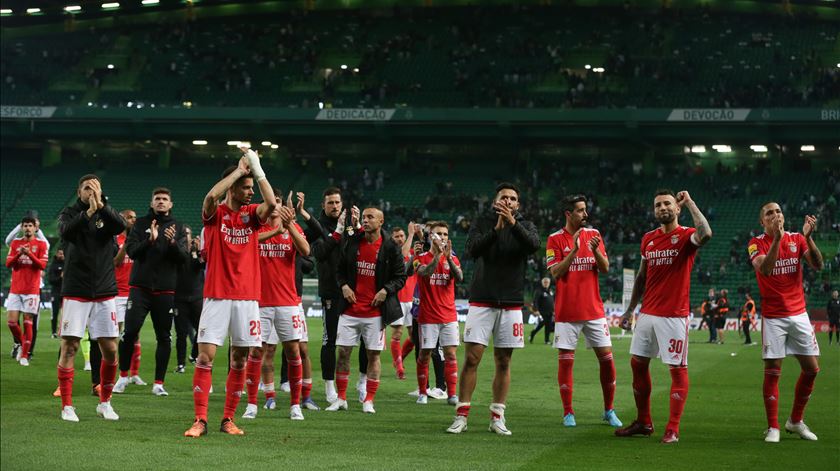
[801,215,824,271]
[203,156,250,219]
[677,191,712,246]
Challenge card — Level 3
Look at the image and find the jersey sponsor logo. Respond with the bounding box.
[770,257,799,275]
[645,248,680,266]
[220,223,253,245]
[356,260,376,277]
[569,256,596,272]
[259,241,293,258]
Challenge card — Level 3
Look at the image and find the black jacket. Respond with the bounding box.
[59,198,126,299]
[533,286,554,318]
[125,208,188,292]
[465,210,540,305]
[48,257,64,291]
[296,254,315,299]
[308,211,343,299]
[175,249,205,302]
[336,232,406,326]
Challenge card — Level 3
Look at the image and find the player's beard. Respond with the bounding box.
[657,212,676,224]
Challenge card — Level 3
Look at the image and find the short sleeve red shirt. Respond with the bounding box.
[259,223,304,307]
[748,232,809,318]
[114,233,133,296]
[417,252,460,324]
[7,238,48,295]
[344,237,383,318]
[545,228,606,322]
[202,203,264,300]
[397,255,417,303]
[639,226,700,317]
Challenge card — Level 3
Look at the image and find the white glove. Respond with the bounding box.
[243,148,265,181]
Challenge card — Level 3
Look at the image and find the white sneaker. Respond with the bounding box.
[279,382,290,393]
[61,406,79,422]
[428,388,447,400]
[785,419,818,441]
[446,416,468,434]
[362,400,376,414]
[325,381,338,404]
[19,357,29,366]
[151,383,169,396]
[209,385,214,394]
[83,361,91,371]
[407,388,420,397]
[416,394,428,404]
[112,376,129,394]
[242,403,258,419]
[489,418,512,436]
[96,402,119,421]
[764,427,780,443]
[325,399,348,412]
[357,378,367,403]
[447,395,459,406]
[129,375,147,386]
[290,404,304,421]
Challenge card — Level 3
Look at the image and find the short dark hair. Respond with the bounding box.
[391,226,405,234]
[428,220,449,230]
[759,201,779,219]
[273,188,284,201]
[323,187,342,199]
[495,182,519,198]
[78,174,100,188]
[21,216,37,225]
[562,194,587,214]
[152,187,171,197]
[654,188,676,199]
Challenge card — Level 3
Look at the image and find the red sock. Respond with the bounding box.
[193,364,212,422]
[416,359,429,395]
[223,366,246,419]
[302,379,313,400]
[245,355,262,406]
[390,338,402,365]
[763,367,781,429]
[120,370,129,378]
[445,359,458,397]
[336,370,349,401]
[8,320,22,345]
[364,379,380,402]
[598,351,616,411]
[58,366,74,407]
[631,356,652,425]
[99,360,118,402]
[401,338,414,359]
[288,355,303,406]
[20,320,33,359]
[667,366,689,433]
[790,368,819,423]
[129,341,141,376]
[456,404,471,417]
[265,382,276,400]
[558,351,575,415]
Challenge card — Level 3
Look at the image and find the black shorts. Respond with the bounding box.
[715,317,726,329]
[829,318,839,328]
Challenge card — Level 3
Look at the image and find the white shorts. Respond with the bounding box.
[762,313,820,359]
[390,301,412,326]
[115,296,128,323]
[629,313,689,366]
[259,306,303,345]
[298,304,309,343]
[463,305,525,349]
[419,321,460,349]
[198,298,261,348]
[4,293,40,314]
[553,318,612,350]
[336,315,385,351]
[60,298,118,340]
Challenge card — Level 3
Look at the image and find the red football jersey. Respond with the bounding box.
[202,203,264,300]
[259,223,303,307]
[344,237,382,318]
[748,232,809,318]
[639,226,700,317]
[114,233,133,296]
[545,228,606,322]
[416,252,460,324]
[7,238,48,295]
[397,254,417,303]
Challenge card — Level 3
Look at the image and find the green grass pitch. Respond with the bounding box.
[1,311,838,470]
